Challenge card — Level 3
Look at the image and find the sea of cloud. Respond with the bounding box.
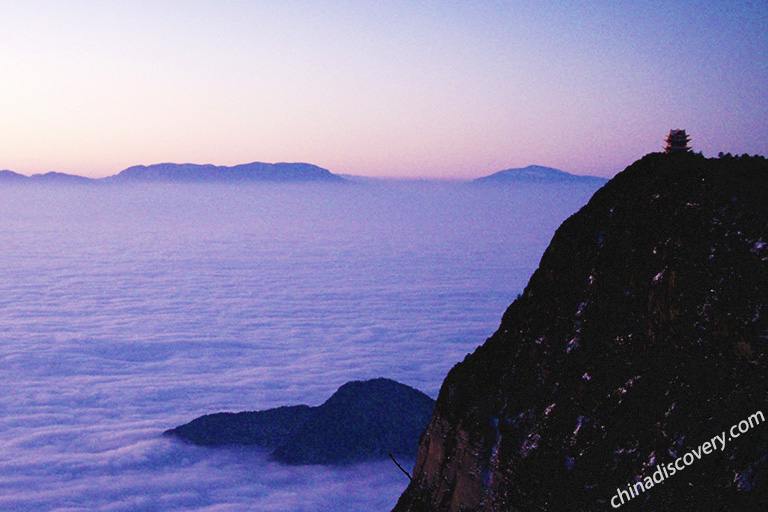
[0,179,600,511]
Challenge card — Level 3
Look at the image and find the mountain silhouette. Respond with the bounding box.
[473,165,607,185]
[108,162,345,183]
[165,378,435,465]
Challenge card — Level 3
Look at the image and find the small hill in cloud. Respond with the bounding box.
[165,378,435,465]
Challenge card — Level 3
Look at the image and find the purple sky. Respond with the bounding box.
[1,1,766,179]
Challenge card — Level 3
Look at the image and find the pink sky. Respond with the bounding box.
[1,1,766,179]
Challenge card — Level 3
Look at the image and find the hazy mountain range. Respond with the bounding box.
[0,163,606,185]
[471,164,608,184]
[0,162,345,184]
[0,169,95,184]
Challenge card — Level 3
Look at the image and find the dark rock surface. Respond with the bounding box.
[165,378,435,465]
[394,152,768,511]
[472,165,607,185]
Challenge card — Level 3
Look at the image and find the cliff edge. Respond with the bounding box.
[394,153,768,511]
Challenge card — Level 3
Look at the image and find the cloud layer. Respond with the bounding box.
[0,181,599,510]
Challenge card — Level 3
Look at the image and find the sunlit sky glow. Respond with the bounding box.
[1,1,766,178]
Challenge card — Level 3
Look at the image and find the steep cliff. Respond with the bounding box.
[394,152,768,511]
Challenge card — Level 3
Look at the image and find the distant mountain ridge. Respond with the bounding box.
[108,162,345,183]
[2,163,607,185]
[0,170,95,184]
[0,170,28,182]
[473,165,607,184]
[0,162,346,184]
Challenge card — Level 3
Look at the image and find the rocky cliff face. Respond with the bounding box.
[394,153,768,511]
